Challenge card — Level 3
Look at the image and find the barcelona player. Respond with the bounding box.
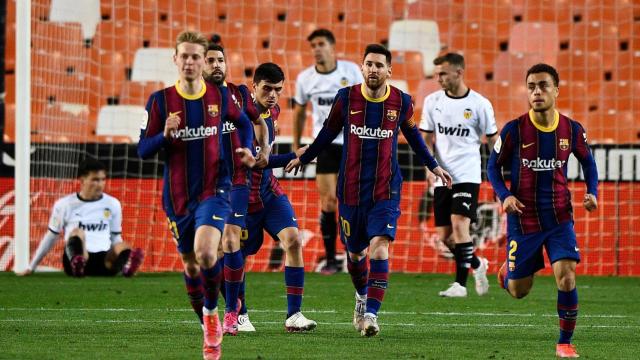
[487,63,598,358]
[202,43,270,335]
[232,62,317,332]
[137,31,255,360]
[286,44,452,337]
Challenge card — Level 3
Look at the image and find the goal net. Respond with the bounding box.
[2,0,639,275]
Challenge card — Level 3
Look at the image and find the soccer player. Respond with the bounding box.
[293,29,364,274]
[487,63,598,358]
[202,43,270,335]
[420,53,498,297]
[137,31,255,360]
[19,158,144,278]
[286,44,452,337]
[234,62,317,333]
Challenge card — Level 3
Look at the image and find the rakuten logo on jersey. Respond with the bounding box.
[222,121,236,134]
[175,125,218,141]
[350,124,393,140]
[522,157,566,172]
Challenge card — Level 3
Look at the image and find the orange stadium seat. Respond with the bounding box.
[390,50,424,83]
[555,50,599,81]
[4,74,15,105]
[556,81,589,119]
[601,81,634,113]
[448,22,499,61]
[509,22,559,65]
[413,79,441,110]
[570,22,618,55]
[91,49,127,98]
[271,23,309,52]
[4,104,15,143]
[120,81,163,106]
[389,20,440,76]
[517,0,572,23]
[94,22,143,65]
[463,52,495,90]
[492,52,544,84]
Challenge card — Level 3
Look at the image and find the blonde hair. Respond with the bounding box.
[175,30,208,54]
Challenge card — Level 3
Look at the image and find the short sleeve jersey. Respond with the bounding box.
[294,60,364,145]
[47,193,122,253]
[420,89,498,184]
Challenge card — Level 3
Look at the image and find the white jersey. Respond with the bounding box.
[294,60,363,145]
[420,89,498,185]
[48,193,123,253]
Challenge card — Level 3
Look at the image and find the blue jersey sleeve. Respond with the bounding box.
[265,152,296,169]
[488,121,516,202]
[137,92,168,159]
[571,121,598,198]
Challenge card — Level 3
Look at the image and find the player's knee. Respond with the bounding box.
[320,196,338,212]
[184,263,199,278]
[556,275,576,291]
[281,234,302,253]
[509,286,531,299]
[195,250,217,269]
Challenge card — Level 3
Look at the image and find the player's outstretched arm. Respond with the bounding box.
[18,230,60,276]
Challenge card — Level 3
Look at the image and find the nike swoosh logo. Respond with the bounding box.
[169,111,182,117]
[575,247,580,252]
[292,217,297,221]
[522,142,535,149]
[387,224,394,229]
[350,110,363,115]
[233,213,244,218]
[212,215,223,220]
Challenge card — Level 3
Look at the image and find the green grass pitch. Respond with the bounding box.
[1,272,638,359]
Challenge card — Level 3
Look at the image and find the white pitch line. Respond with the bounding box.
[0,318,638,329]
[0,308,629,319]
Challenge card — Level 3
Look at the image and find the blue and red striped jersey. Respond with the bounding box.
[221,82,254,189]
[300,84,438,206]
[487,110,598,235]
[137,80,252,217]
[246,103,285,213]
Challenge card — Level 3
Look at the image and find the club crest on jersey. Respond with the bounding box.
[103,208,111,219]
[386,109,398,121]
[208,105,219,117]
[559,138,569,151]
[340,77,349,87]
[463,108,472,120]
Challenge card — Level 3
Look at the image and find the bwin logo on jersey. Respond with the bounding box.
[437,123,470,137]
[317,97,334,106]
[175,125,218,141]
[79,221,108,232]
[350,124,393,139]
[522,157,566,171]
[222,121,236,134]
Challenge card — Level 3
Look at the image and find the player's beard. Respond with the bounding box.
[366,76,385,91]
[204,71,225,86]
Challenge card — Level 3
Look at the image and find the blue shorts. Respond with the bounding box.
[167,194,231,254]
[506,221,580,280]
[241,195,298,257]
[226,186,250,228]
[338,199,401,254]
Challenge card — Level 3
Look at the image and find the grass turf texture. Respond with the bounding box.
[1,272,638,359]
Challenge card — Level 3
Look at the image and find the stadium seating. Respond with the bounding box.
[130,48,178,87]
[509,22,559,65]
[388,20,440,76]
[49,0,101,40]
[96,105,147,142]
